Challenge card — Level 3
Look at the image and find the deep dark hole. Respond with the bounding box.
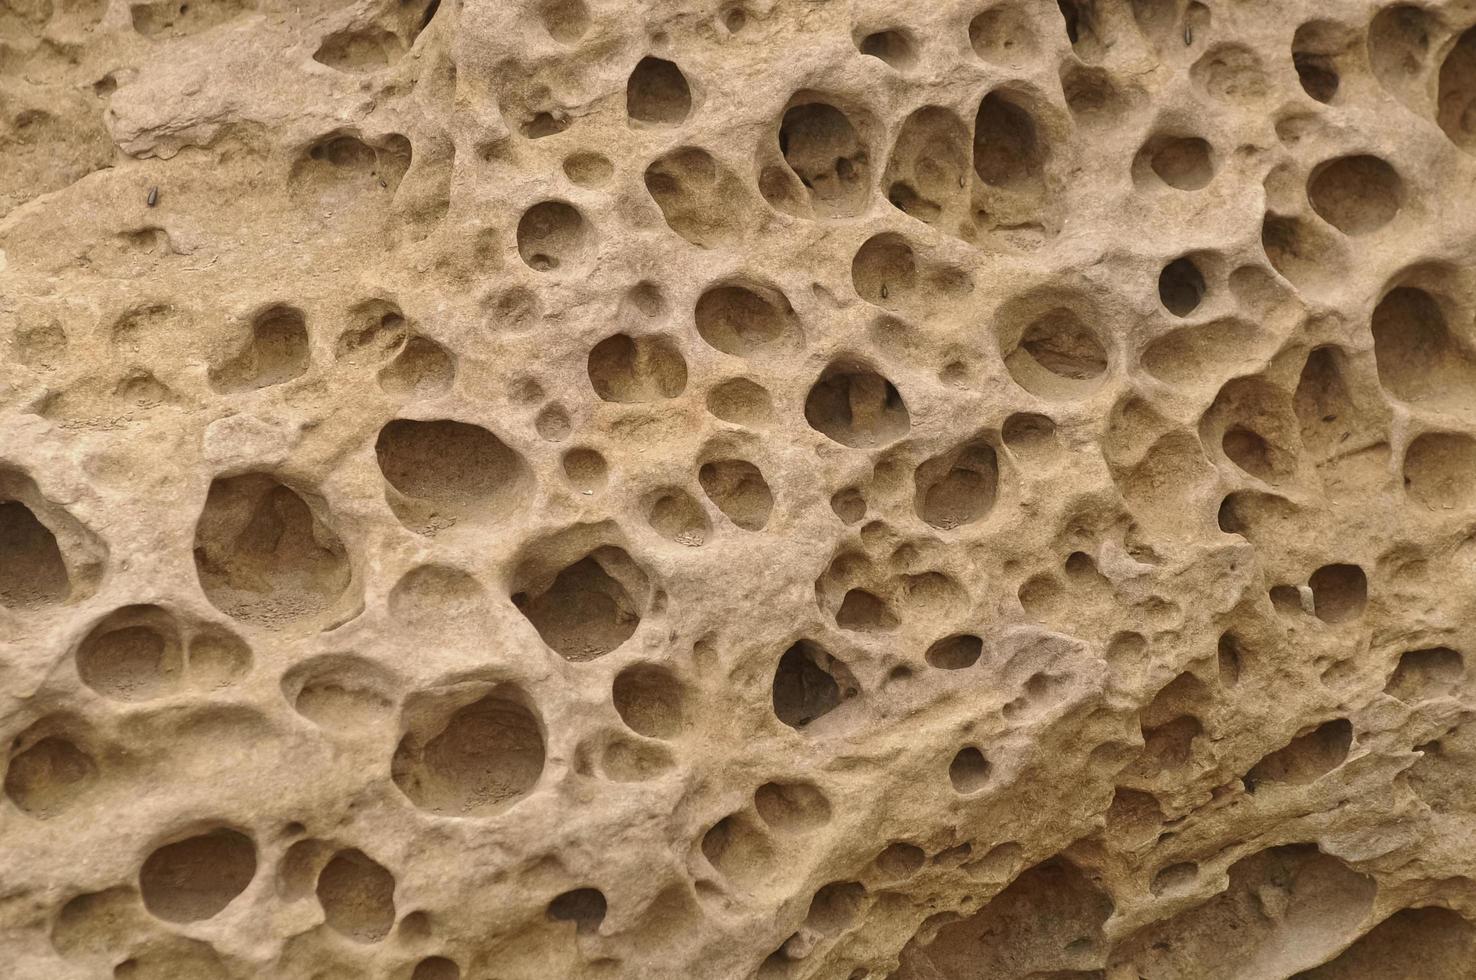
[1058,0,1081,43]
[1293,53,1338,102]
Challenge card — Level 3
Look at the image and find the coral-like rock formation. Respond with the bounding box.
[3,0,1476,977]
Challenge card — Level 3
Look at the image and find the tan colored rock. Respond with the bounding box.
[3,0,1476,977]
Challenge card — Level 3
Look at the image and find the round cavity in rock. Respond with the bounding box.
[1309,563,1367,624]
[694,283,788,355]
[535,404,571,442]
[516,201,592,271]
[0,499,70,608]
[830,488,866,524]
[538,0,589,42]
[1001,307,1107,399]
[873,842,925,879]
[1002,412,1058,455]
[1158,257,1205,316]
[4,728,96,817]
[705,378,773,427]
[771,640,858,730]
[378,336,455,398]
[1292,22,1343,103]
[392,691,545,816]
[926,634,982,669]
[948,747,991,793]
[317,848,396,943]
[806,881,866,934]
[754,780,831,832]
[412,957,461,980]
[969,6,1037,67]
[283,654,396,731]
[612,664,684,738]
[511,548,645,661]
[562,448,608,492]
[776,101,871,217]
[587,334,688,402]
[645,488,710,547]
[1306,155,1401,235]
[973,91,1045,190]
[857,28,918,70]
[851,233,917,308]
[914,440,998,530]
[192,473,351,629]
[698,459,773,530]
[139,829,257,923]
[547,888,606,934]
[804,363,910,447]
[75,605,182,701]
[1142,136,1214,190]
[626,56,691,125]
[562,151,612,187]
[375,419,529,524]
[1405,432,1476,510]
[1438,27,1476,151]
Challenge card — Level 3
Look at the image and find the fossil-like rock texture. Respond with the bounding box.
[4,0,1476,977]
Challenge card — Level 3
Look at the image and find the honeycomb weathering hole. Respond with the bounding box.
[926,634,982,670]
[626,56,692,126]
[547,887,607,934]
[1307,155,1402,235]
[283,654,396,731]
[313,28,403,74]
[1404,432,1476,510]
[192,473,352,630]
[804,362,910,447]
[375,418,531,527]
[1371,285,1476,414]
[970,6,1037,66]
[1438,28,1476,151]
[851,233,917,307]
[1158,257,1205,316]
[644,146,753,248]
[883,106,970,226]
[392,688,545,816]
[698,459,773,530]
[1137,135,1214,190]
[587,333,688,402]
[973,91,1045,191]
[539,0,589,42]
[75,604,183,701]
[645,487,710,547]
[209,305,309,393]
[512,545,648,661]
[772,100,871,218]
[1000,303,1107,399]
[772,640,858,730]
[694,282,791,355]
[754,780,831,831]
[857,29,918,70]
[0,499,70,608]
[914,439,998,530]
[4,726,97,817]
[1385,647,1465,703]
[139,829,257,923]
[516,201,593,271]
[413,957,462,980]
[612,664,684,738]
[706,377,774,427]
[317,848,396,942]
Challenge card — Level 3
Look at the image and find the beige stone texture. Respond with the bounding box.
[4,0,1476,977]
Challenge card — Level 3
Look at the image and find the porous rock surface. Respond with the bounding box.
[4,0,1476,977]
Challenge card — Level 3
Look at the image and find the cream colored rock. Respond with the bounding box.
[3,0,1476,978]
